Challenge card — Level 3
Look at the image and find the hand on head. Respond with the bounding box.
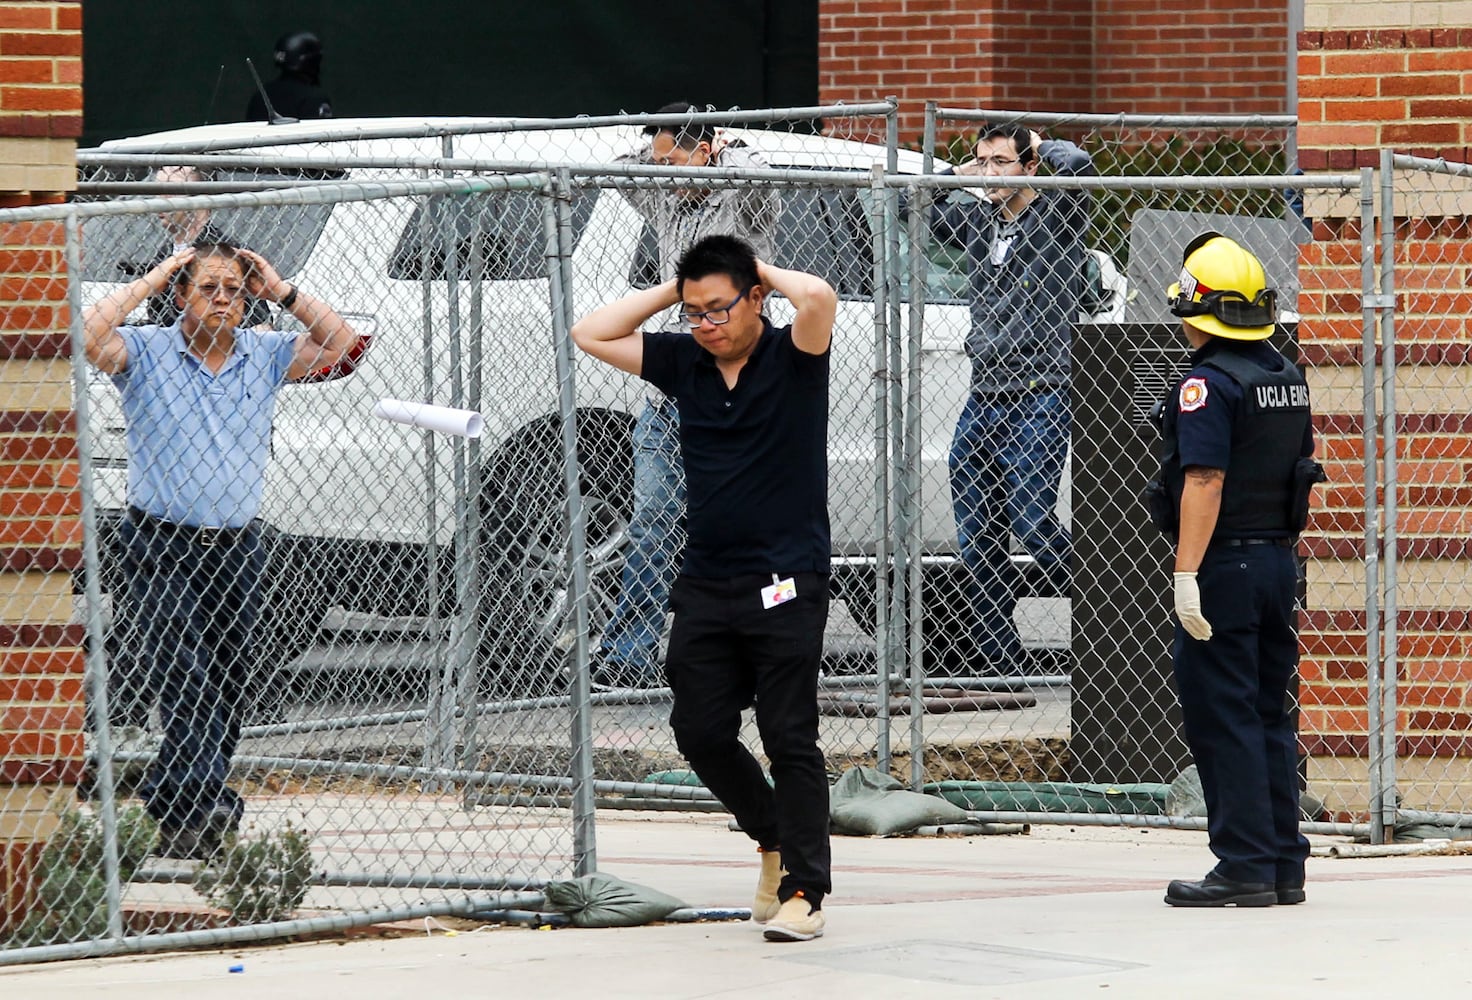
[234,248,286,302]
[153,247,196,294]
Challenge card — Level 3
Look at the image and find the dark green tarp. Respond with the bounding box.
[926,780,1171,816]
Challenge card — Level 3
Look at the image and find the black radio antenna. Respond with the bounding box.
[246,56,298,125]
[204,63,225,124]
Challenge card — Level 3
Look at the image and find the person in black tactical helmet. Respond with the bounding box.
[246,31,333,122]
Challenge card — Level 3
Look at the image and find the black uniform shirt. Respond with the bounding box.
[1173,340,1313,472]
[641,318,831,579]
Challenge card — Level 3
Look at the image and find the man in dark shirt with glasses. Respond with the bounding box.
[572,234,837,943]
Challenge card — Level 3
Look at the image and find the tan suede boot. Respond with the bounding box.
[763,892,825,942]
[753,847,785,924]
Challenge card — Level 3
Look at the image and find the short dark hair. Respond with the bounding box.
[978,123,1035,166]
[675,234,759,296]
[643,100,717,149]
[176,241,247,290]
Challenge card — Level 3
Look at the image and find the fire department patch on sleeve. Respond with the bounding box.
[1179,376,1209,412]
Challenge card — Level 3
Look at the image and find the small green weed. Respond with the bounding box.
[192,822,315,925]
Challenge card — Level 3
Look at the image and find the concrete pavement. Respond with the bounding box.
[5,814,1472,998]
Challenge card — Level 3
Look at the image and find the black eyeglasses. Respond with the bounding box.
[682,285,752,327]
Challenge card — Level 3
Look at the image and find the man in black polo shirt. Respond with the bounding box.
[572,234,838,943]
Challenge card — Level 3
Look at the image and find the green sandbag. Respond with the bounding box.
[1391,823,1472,843]
[541,872,689,927]
[830,766,970,835]
[924,780,1170,816]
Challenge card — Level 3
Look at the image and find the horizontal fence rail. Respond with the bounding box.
[82,101,901,154]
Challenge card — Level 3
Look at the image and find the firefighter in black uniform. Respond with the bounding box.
[247,31,333,122]
[1148,233,1325,908]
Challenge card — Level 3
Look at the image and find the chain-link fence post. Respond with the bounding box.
[64,207,126,944]
[417,173,451,786]
[427,136,470,789]
[911,98,941,791]
[903,175,930,789]
[867,163,894,774]
[883,98,908,774]
[1358,165,1388,845]
[921,101,938,171]
[454,171,489,776]
[1376,147,1400,842]
[547,168,598,875]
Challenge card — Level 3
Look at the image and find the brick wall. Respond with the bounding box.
[819,0,1288,145]
[821,1,979,142]
[1297,18,1472,817]
[0,0,83,839]
[0,0,80,143]
[1092,0,1288,116]
[1298,28,1472,167]
[989,3,1094,115]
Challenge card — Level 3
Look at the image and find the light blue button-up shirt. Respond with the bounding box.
[113,323,297,528]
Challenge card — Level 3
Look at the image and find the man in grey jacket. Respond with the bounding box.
[596,102,780,689]
[932,125,1094,675]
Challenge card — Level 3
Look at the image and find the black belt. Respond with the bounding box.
[1216,537,1296,548]
[127,507,248,548]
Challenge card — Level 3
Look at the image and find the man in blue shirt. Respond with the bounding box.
[83,242,358,858]
[572,235,837,943]
[138,166,271,331]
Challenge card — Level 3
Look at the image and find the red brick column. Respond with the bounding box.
[1298,25,1472,819]
[0,0,82,935]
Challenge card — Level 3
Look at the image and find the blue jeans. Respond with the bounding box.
[948,388,1071,669]
[120,515,261,832]
[598,399,686,682]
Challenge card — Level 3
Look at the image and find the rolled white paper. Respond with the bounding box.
[371,398,485,438]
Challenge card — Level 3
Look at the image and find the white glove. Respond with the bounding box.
[1173,572,1214,641]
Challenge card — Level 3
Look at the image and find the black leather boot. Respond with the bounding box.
[1165,871,1276,907]
[1276,880,1307,904]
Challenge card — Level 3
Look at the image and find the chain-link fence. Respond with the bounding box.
[1,103,1438,963]
[3,105,914,962]
[1375,152,1472,835]
[903,109,1355,806]
[882,166,1379,830]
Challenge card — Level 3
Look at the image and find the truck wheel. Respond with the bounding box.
[476,411,634,693]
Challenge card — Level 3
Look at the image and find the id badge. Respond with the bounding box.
[760,574,797,610]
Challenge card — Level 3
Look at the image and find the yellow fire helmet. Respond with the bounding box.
[1166,231,1277,340]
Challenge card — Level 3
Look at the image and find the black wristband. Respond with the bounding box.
[279,284,299,309]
